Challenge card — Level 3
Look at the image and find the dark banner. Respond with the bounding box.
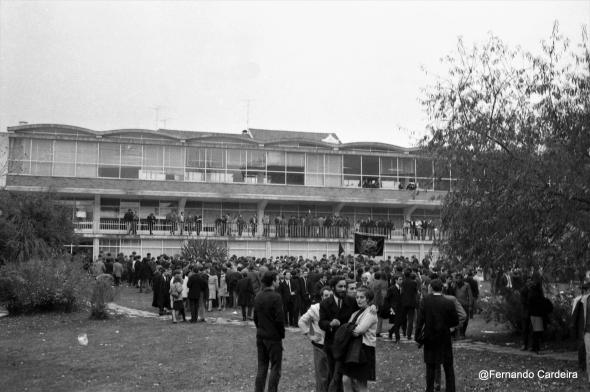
[354,233,385,256]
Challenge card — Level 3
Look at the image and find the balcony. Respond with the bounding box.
[73,219,443,242]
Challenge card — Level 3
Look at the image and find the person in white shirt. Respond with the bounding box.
[299,286,333,392]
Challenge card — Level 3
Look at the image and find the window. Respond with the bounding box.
[361,156,379,188]
[325,155,342,187]
[120,144,142,179]
[306,154,324,186]
[246,150,266,183]
[99,143,120,178]
[164,146,183,181]
[31,139,53,175]
[286,153,304,185]
[227,149,247,183]
[53,140,76,177]
[8,138,30,174]
[343,155,361,187]
[267,151,285,184]
[76,141,98,178]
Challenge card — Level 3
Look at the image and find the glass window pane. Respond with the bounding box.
[227,149,246,169]
[306,154,324,173]
[121,144,142,166]
[286,152,304,172]
[31,139,52,162]
[186,147,206,168]
[77,142,97,164]
[286,172,304,185]
[380,157,397,177]
[362,156,379,175]
[143,145,163,168]
[8,138,30,174]
[267,151,285,171]
[306,173,324,186]
[344,175,360,187]
[99,166,119,178]
[343,155,361,175]
[206,169,229,183]
[247,150,265,170]
[268,171,285,184]
[207,148,225,169]
[99,143,120,164]
[164,146,184,180]
[77,163,96,178]
[399,157,415,177]
[54,140,76,164]
[325,155,342,174]
[325,174,342,187]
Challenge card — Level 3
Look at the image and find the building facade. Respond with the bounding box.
[1,124,452,260]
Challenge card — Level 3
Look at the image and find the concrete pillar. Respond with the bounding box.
[92,238,100,261]
[256,200,268,236]
[93,195,101,234]
[333,202,345,217]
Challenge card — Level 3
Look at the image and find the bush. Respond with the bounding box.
[478,288,577,341]
[0,257,92,314]
[90,274,116,319]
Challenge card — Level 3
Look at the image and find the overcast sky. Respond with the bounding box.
[0,1,588,146]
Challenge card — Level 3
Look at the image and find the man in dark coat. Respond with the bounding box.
[187,266,208,323]
[237,271,255,321]
[319,276,359,392]
[253,271,285,392]
[415,279,459,392]
[151,267,167,315]
[401,269,418,339]
[386,275,404,342]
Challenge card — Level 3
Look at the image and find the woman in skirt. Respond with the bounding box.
[342,286,378,392]
[217,268,229,311]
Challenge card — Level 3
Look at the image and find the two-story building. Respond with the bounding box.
[1,124,452,260]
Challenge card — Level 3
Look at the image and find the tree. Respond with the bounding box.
[181,238,228,263]
[421,24,590,278]
[0,191,77,264]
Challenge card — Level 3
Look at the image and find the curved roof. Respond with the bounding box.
[263,138,337,149]
[185,135,258,145]
[340,141,419,153]
[8,123,97,137]
[102,129,179,140]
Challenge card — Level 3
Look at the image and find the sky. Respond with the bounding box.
[0,1,588,147]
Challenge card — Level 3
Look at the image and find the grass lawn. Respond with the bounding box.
[0,287,587,392]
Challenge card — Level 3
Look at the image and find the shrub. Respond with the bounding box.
[478,288,577,341]
[90,274,116,319]
[0,257,92,314]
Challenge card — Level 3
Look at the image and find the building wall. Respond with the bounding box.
[0,133,8,188]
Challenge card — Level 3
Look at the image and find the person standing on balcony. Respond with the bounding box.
[132,210,139,235]
[249,215,257,237]
[178,211,185,235]
[124,209,134,235]
[237,214,246,236]
[146,212,156,235]
[195,215,202,236]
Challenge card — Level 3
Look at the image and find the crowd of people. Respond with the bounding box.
[118,208,441,241]
[90,251,489,392]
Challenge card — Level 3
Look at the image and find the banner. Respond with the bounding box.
[354,233,384,256]
[338,242,345,256]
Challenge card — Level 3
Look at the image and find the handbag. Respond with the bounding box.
[344,336,366,364]
[332,308,367,360]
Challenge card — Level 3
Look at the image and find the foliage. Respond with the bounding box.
[478,288,577,341]
[421,24,590,274]
[0,257,92,314]
[181,238,228,263]
[0,191,77,264]
[90,274,116,319]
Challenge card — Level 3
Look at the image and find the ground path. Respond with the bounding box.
[106,302,577,363]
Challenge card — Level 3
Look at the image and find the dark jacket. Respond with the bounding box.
[237,277,255,307]
[319,295,359,347]
[384,284,402,322]
[254,287,285,341]
[415,293,459,364]
[187,273,208,300]
[401,277,418,308]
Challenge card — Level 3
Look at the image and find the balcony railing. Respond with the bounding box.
[74,218,443,241]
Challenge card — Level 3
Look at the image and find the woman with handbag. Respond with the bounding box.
[342,286,378,392]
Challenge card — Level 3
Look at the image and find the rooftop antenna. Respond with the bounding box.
[151,105,166,130]
[160,118,172,129]
[242,99,254,130]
